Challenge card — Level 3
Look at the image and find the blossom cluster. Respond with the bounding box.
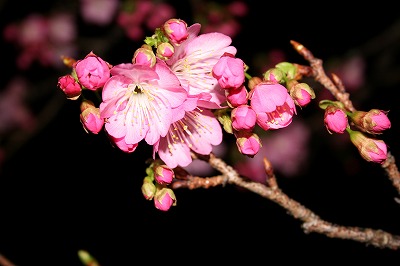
[57,18,391,211]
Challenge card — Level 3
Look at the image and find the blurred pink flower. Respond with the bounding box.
[166,23,237,109]
[80,0,119,26]
[3,12,77,69]
[0,77,36,134]
[234,119,311,182]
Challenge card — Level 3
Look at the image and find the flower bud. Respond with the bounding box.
[154,187,177,211]
[162,18,189,45]
[231,105,256,131]
[57,74,82,100]
[287,80,315,107]
[349,109,391,134]
[212,53,245,89]
[226,85,248,107]
[73,51,111,91]
[156,42,175,60]
[154,164,175,185]
[324,105,348,134]
[348,129,387,164]
[141,176,156,200]
[79,99,104,134]
[133,44,156,67]
[263,67,286,83]
[235,131,262,157]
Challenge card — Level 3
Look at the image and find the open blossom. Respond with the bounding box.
[99,60,187,151]
[74,51,111,91]
[166,22,237,109]
[249,82,296,130]
[154,96,223,168]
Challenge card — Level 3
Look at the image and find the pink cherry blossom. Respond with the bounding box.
[249,82,296,130]
[166,23,237,109]
[80,0,119,26]
[154,96,223,168]
[99,60,187,151]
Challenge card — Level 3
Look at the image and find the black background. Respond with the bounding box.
[1,1,400,265]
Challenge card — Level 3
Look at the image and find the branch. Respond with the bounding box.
[172,153,400,250]
[291,40,400,195]
[0,254,16,266]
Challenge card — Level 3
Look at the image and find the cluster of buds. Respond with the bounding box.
[319,100,391,164]
[57,51,112,134]
[212,56,316,157]
[141,160,177,211]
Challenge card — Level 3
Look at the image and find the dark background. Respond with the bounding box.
[1,1,400,265]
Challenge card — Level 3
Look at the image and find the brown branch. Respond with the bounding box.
[0,254,16,266]
[291,40,400,196]
[382,152,400,194]
[290,40,356,113]
[173,153,400,250]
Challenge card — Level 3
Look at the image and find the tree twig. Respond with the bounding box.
[173,153,400,249]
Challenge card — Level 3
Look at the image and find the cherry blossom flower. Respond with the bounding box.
[154,96,223,168]
[99,60,187,151]
[166,23,237,109]
[249,82,297,130]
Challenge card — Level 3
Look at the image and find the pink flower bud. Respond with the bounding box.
[288,82,315,107]
[162,18,189,45]
[324,105,348,134]
[154,164,175,185]
[226,85,248,107]
[154,187,177,211]
[74,51,111,91]
[231,105,256,131]
[263,68,285,83]
[79,99,104,134]
[235,131,262,157]
[156,42,174,60]
[57,74,82,100]
[350,109,391,134]
[133,45,156,67]
[212,53,245,89]
[348,129,387,164]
